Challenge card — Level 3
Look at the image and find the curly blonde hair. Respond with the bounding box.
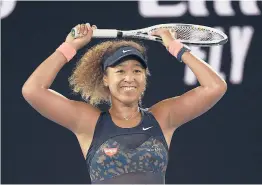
[68,40,150,106]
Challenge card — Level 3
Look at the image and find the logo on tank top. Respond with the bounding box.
[146,144,162,152]
[142,126,153,130]
[104,148,118,157]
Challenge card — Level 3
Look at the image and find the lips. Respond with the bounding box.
[121,86,137,88]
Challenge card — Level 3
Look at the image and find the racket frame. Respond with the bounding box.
[71,23,228,46]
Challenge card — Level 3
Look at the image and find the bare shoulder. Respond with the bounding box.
[148,98,180,148]
[72,101,102,158]
[148,97,180,130]
[72,100,101,135]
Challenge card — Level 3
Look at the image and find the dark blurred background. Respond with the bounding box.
[2,1,262,183]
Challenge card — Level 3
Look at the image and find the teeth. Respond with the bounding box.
[122,87,136,91]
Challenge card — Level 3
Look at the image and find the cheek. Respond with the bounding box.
[108,79,120,92]
[139,76,147,87]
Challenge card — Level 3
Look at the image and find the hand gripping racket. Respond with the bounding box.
[71,23,228,47]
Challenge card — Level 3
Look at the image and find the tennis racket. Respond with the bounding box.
[71,23,228,47]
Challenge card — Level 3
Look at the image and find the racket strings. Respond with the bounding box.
[174,26,224,42]
[123,24,227,45]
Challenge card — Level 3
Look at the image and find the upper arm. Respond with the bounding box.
[22,87,101,135]
[150,85,227,130]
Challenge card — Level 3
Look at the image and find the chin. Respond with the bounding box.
[118,94,140,105]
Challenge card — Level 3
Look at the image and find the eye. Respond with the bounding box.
[116,70,124,73]
[134,69,142,73]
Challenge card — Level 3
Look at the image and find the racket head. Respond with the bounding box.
[123,23,228,47]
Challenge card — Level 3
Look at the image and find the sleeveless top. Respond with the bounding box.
[85,108,169,184]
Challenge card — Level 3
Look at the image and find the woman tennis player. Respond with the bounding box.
[22,23,227,184]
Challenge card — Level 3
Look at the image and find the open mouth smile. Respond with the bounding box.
[120,86,137,91]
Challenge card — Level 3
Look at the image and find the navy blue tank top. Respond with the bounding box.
[86,108,169,184]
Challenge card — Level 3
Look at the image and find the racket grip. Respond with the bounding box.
[71,28,119,39]
[93,29,119,38]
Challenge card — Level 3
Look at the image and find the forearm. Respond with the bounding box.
[23,50,68,90]
[182,51,227,89]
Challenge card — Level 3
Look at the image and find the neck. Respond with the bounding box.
[109,99,140,120]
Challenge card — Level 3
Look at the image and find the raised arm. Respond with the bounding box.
[150,29,227,132]
[22,23,100,135]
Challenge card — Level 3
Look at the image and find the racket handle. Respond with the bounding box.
[71,28,119,39]
[93,29,119,38]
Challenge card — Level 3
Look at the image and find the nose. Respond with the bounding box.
[124,72,135,83]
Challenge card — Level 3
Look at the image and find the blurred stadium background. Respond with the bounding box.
[2,1,262,183]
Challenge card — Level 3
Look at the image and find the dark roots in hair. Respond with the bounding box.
[68,40,151,106]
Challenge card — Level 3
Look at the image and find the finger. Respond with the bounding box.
[81,24,86,35]
[150,30,159,36]
[170,28,175,33]
[85,23,91,30]
[79,24,83,36]
[151,28,165,36]
[86,26,93,37]
[173,31,177,39]
[83,23,89,35]
[84,25,87,35]
[84,23,89,35]
[172,29,177,38]
[92,25,97,30]
[76,24,80,34]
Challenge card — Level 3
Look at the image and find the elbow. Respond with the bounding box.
[218,80,227,94]
[211,80,228,97]
[22,84,32,101]
[22,83,38,101]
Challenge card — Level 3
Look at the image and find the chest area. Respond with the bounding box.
[88,134,168,181]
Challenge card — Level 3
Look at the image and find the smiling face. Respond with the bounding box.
[103,58,147,105]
